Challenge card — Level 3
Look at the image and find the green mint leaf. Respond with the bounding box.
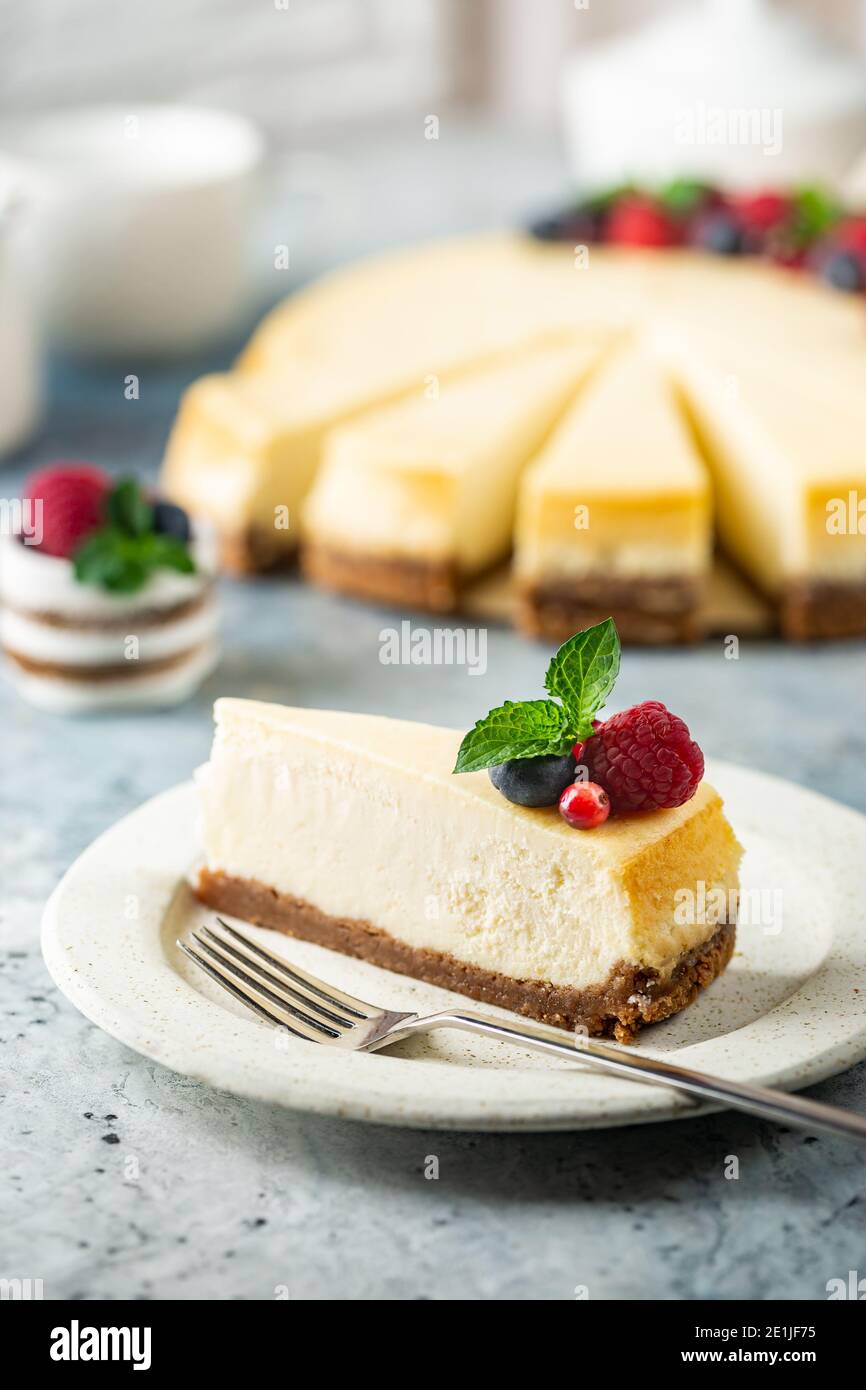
[789,186,842,245]
[544,617,620,739]
[453,699,572,775]
[139,533,196,575]
[74,529,148,592]
[73,525,195,594]
[659,178,713,216]
[581,182,637,215]
[105,477,153,537]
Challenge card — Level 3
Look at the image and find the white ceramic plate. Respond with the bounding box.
[42,762,866,1131]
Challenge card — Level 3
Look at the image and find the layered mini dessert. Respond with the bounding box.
[515,343,712,643]
[302,339,608,611]
[194,621,742,1039]
[0,464,219,713]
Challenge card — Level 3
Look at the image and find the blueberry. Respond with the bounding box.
[528,207,599,244]
[692,211,744,256]
[821,250,865,293]
[489,753,576,807]
[152,499,191,542]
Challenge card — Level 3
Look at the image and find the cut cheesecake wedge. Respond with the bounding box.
[194,700,742,1040]
[663,333,866,640]
[302,340,608,611]
[515,343,713,643]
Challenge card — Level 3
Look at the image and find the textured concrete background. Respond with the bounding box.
[1,120,866,1301]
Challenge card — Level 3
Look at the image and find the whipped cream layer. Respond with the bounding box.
[0,527,217,619]
[197,702,742,991]
[0,595,218,665]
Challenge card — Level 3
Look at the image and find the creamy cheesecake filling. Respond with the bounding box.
[196,702,742,997]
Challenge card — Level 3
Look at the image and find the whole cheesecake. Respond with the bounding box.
[194,699,742,1040]
[161,218,866,640]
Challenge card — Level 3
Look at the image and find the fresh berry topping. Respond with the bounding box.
[730,190,790,234]
[659,178,722,219]
[580,700,704,813]
[529,206,601,244]
[690,209,744,256]
[559,781,610,829]
[23,463,110,558]
[153,499,192,542]
[765,233,808,270]
[820,249,866,293]
[831,217,866,256]
[571,720,602,766]
[606,196,680,248]
[488,752,576,807]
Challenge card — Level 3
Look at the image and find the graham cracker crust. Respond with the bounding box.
[220,528,297,576]
[517,575,703,645]
[303,541,461,612]
[781,579,866,641]
[194,868,736,1041]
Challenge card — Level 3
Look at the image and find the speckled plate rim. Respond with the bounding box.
[42,762,866,1132]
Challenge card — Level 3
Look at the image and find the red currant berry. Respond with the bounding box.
[559,781,611,829]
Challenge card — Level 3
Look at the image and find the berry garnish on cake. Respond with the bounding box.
[529,180,866,294]
[454,618,705,828]
[0,464,220,713]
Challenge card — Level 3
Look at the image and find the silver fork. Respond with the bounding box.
[178,918,866,1145]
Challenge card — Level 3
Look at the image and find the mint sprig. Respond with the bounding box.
[544,620,620,741]
[453,618,620,775]
[73,478,195,595]
[453,699,572,775]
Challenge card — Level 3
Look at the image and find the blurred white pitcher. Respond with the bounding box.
[0,104,263,357]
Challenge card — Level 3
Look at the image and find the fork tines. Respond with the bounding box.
[178,918,373,1044]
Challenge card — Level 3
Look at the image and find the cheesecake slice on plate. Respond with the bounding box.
[514,343,713,643]
[194,695,741,1041]
[301,339,608,612]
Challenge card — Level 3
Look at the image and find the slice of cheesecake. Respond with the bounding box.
[194,700,742,1040]
[667,339,866,640]
[514,343,713,643]
[301,340,607,611]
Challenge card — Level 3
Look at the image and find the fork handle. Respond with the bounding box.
[398,1010,866,1144]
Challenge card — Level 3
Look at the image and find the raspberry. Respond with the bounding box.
[730,190,790,233]
[23,463,110,558]
[581,700,704,813]
[606,196,680,248]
